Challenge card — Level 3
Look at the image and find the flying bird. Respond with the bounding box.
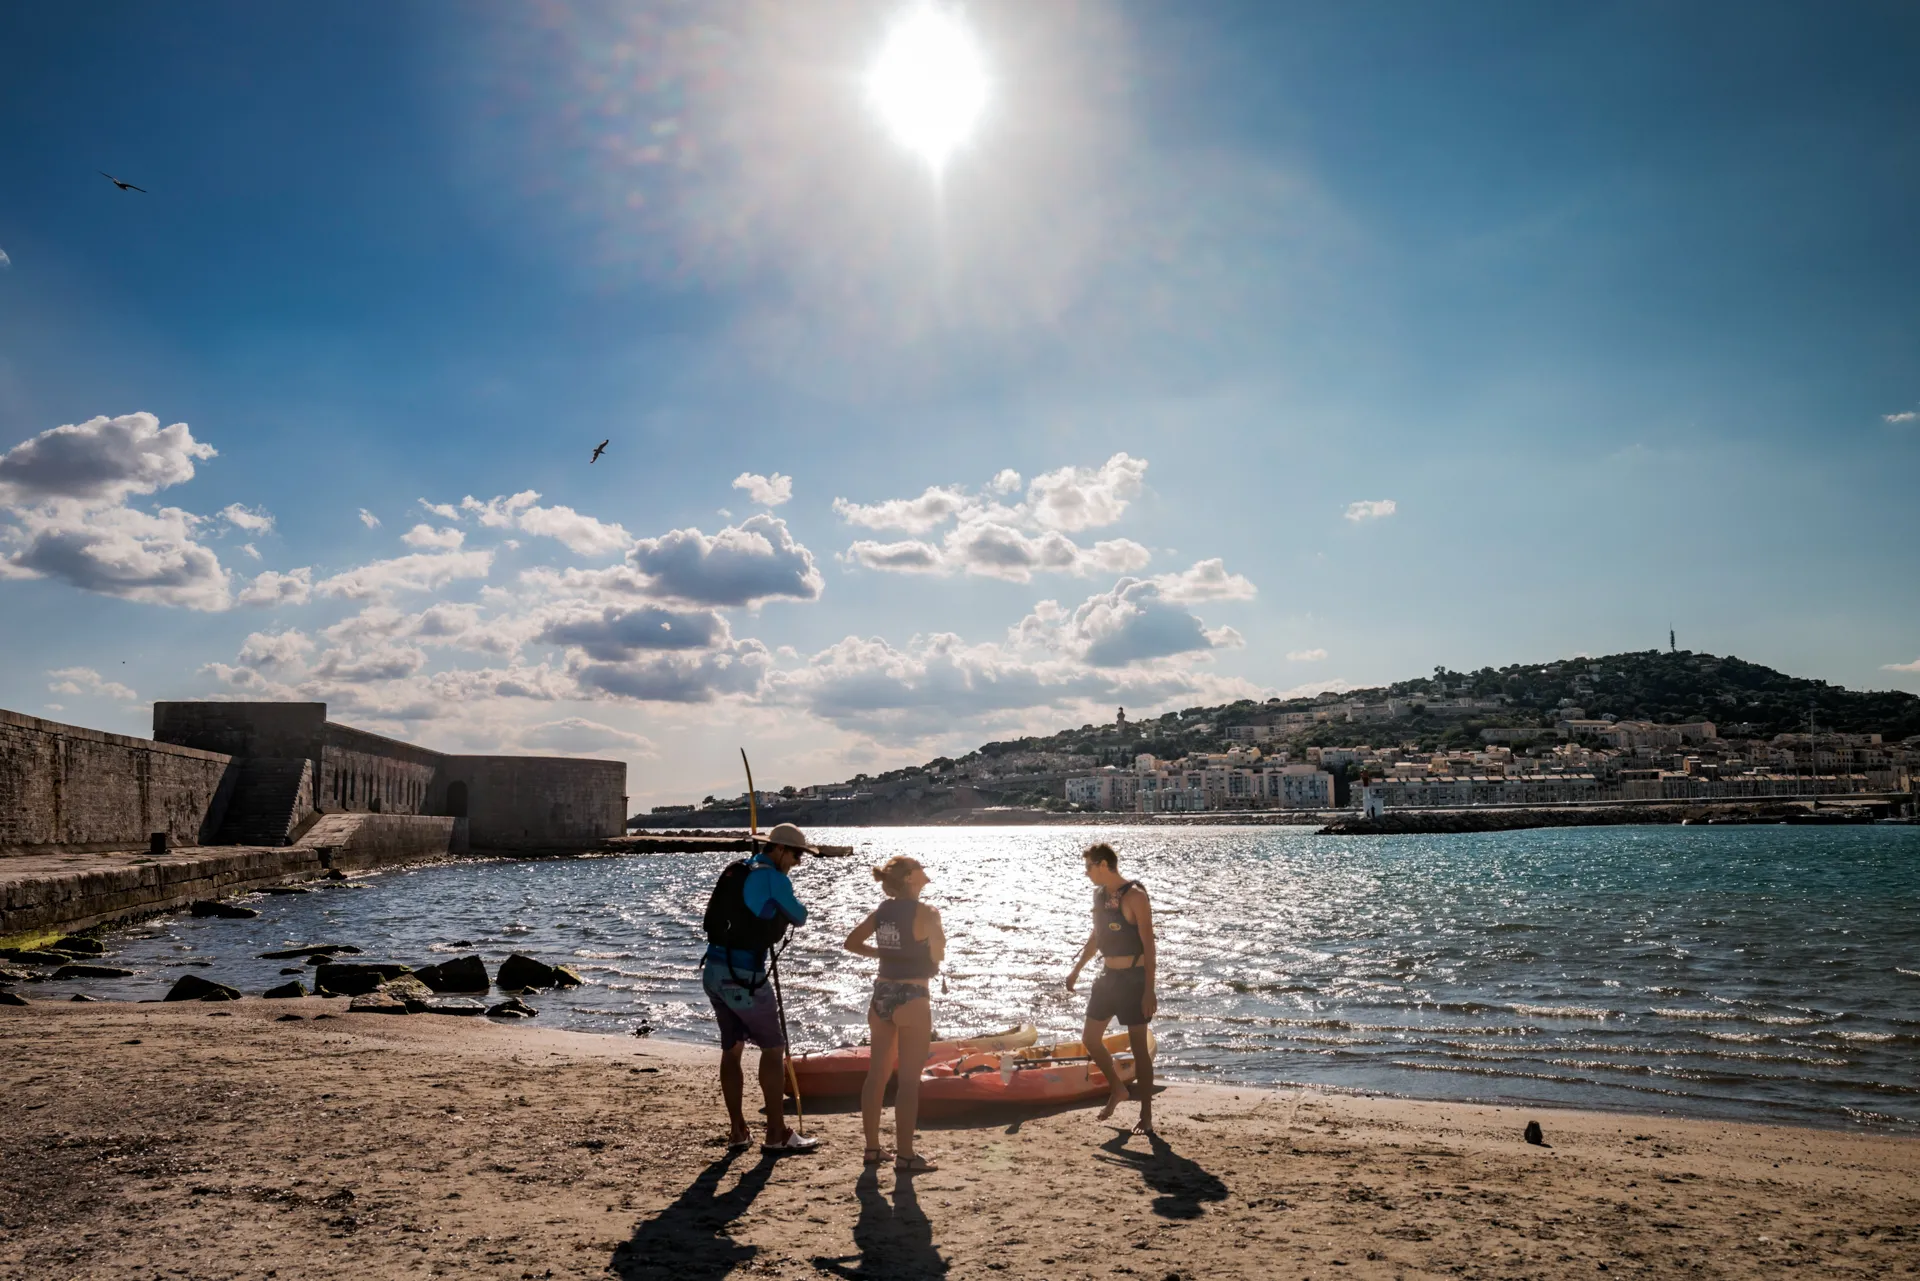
[99,171,148,193]
[590,439,609,464]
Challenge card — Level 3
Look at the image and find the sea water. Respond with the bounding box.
[36,824,1920,1131]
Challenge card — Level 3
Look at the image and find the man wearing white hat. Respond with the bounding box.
[700,822,820,1153]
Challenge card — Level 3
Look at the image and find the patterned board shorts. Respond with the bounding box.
[702,958,785,1050]
[869,979,930,1021]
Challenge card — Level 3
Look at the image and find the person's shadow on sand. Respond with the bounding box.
[812,1168,949,1279]
[609,1149,777,1280]
[1097,1130,1229,1220]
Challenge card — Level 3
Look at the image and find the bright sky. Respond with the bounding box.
[2,2,1917,805]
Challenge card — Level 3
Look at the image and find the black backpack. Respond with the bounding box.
[703,859,789,957]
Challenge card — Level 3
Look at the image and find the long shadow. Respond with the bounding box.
[609,1148,777,1280]
[811,1167,949,1279]
[1095,1129,1229,1220]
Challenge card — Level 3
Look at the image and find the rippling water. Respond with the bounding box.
[35,824,1920,1131]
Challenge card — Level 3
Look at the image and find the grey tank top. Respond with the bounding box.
[873,898,937,980]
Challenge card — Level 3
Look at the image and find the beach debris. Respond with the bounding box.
[414,955,490,993]
[0,991,26,1006]
[264,980,308,999]
[189,900,259,920]
[1524,1120,1548,1146]
[413,997,488,1016]
[69,993,99,1002]
[631,1021,654,1037]
[53,963,136,979]
[52,936,106,956]
[496,954,582,991]
[260,944,362,960]
[487,997,539,1019]
[164,974,241,1002]
[313,961,413,996]
[348,991,410,1015]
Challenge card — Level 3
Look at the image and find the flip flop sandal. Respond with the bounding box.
[863,1147,892,1165]
[893,1153,938,1174]
[761,1131,821,1155]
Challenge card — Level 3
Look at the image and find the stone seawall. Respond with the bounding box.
[0,815,459,943]
[0,709,237,854]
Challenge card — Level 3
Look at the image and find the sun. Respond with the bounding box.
[866,4,989,173]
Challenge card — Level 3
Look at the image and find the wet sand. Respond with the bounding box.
[1,1001,1915,1280]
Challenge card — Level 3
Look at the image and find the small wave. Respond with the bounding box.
[1511,1004,1613,1020]
[1651,1007,1741,1021]
[1829,1031,1898,1044]
[1897,968,1920,978]
[573,950,634,960]
[1703,1031,1773,1044]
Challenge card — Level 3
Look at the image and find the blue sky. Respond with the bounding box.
[2,1,1917,804]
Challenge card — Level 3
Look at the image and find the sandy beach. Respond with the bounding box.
[2,1001,1914,1280]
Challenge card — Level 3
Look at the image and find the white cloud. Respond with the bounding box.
[0,412,214,507]
[239,542,261,560]
[833,486,973,534]
[845,522,1153,584]
[461,490,538,528]
[401,523,466,550]
[1344,498,1397,523]
[514,503,631,557]
[520,717,658,757]
[237,629,314,671]
[573,642,773,704]
[1024,453,1147,532]
[1286,648,1328,662]
[46,666,137,701]
[537,604,733,660]
[418,498,461,520]
[0,247,9,269]
[1016,577,1244,667]
[732,471,794,507]
[1150,558,1257,603]
[1884,410,1917,424]
[218,503,275,534]
[316,549,494,601]
[1883,657,1920,673]
[358,508,381,529]
[990,469,1022,494]
[237,566,313,607]
[626,514,823,607]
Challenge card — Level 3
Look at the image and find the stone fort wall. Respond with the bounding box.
[0,709,235,854]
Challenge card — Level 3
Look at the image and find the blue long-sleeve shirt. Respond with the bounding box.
[705,854,807,975]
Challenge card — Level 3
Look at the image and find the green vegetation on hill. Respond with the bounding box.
[852,650,1920,792]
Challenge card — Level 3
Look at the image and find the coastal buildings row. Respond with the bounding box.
[1066,750,1335,814]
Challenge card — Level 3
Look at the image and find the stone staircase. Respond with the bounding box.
[214,757,313,846]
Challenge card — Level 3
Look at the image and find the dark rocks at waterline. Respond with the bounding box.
[53,963,136,980]
[1524,1120,1548,1146]
[413,955,489,994]
[189,900,259,920]
[164,974,241,1002]
[412,997,488,1017]
[348,991,410,1015]
[264,980,308,999]
[52,936,106,956]
[0,966,36,984]
[496,954,582,991]
[69,993,100,1002]
[487,997,539,1019]
[260,944,363,961]
[280,967,306,975]
[5,950,77,965]
[0,991,27,1006]
[313,962,413,996]
[263,885,313,895]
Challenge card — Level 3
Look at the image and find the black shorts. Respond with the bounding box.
[1086,966,1150,1027]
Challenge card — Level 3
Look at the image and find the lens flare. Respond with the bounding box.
[866,4,989,172]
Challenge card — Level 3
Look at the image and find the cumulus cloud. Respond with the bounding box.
[238,566,313,607]
[520,717,658,757]
[1018,577,1244,667]
[573,641,772,703]
[461,490,538,528]
[218,503,274,534]
[310,643,430,683]
[1884,657,1920,673]
[237,629,314,670]
[239,542,261,560]
[1286,648,1328,662]
[834,454,1159,582]
[418,498,461,520]
[0,247,9,269]
[46,666,137,701]
[401,523,466,550]
[536,605,732,660]
[0,413,215,507]
[316,549,494,601]
[1344,498,1397,523]
[358,508,381,529]
[514,503,631,557]
[626,514,822,607]
[1150,558,1257,603]
[1884,411,1917,425]
[732,471,794,507]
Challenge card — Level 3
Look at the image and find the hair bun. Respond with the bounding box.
[871,865,888,882]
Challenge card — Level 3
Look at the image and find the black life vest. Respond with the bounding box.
[1093,879,1146,958]
[702,859,790,958]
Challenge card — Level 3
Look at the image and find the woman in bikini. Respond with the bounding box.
[843,855,945,1174]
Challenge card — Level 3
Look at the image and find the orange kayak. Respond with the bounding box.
[788,1023,1038,1099]
[917,1030,1156,1118]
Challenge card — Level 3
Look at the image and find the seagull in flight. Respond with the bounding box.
[590,439,609,464]
[100,172,148,193]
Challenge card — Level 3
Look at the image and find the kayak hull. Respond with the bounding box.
[788,1023,1038,1099]
[916,1030,1155,1118]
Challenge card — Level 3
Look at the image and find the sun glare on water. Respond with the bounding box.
[866,4,989,173]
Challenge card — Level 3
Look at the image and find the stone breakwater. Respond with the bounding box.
[0,813,456,945]
[1317,799,1884,835]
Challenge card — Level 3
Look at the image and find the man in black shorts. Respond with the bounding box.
[1064,842,1157,1134]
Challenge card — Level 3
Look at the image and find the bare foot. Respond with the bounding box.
[1133,1102,1155,1135]
[1097,1085,1128,1121]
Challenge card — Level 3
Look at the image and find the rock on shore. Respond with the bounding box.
[413,955,489,993]
[313,962,413,996]
[496,954,581,991]
[164,974,241,1002]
